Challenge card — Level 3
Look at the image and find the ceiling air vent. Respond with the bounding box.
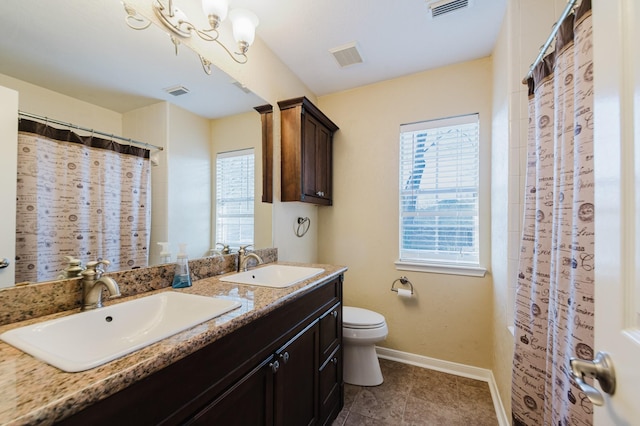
[164,85,190,96]
[427,0,472,18]
[231,80,252,94]
[329,42,363,68]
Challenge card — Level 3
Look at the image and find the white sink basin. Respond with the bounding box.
[219,264,324,288]
[0,292,241,372]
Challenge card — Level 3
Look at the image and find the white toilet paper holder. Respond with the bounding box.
[391,276,414,295]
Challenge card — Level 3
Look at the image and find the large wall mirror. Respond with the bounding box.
[0,0,272,287]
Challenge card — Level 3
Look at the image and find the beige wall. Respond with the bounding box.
[317,58,494,369]
[123,102,169,265]
[0,73,122,134]
[166,104,212,259]
[210,110,273,249]
[124,102,213,263]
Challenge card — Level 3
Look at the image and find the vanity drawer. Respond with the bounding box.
[319,302,341,362]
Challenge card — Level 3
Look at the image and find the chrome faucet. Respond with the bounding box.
[81,260,121,311]
[238,245,263,272]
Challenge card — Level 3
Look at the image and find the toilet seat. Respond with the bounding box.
[343,306,386,329]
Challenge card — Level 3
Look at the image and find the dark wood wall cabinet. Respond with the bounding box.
[58,275,344,426]
[279,97,339,206]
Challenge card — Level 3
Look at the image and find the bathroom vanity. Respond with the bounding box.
[0,263,345,425]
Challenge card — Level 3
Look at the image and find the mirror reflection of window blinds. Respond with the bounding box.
[215,148,255,249]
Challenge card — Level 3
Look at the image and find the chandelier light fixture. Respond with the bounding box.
[123,0,259,72]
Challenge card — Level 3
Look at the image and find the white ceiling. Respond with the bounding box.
[0,0,506,119]
[233,0,507,96]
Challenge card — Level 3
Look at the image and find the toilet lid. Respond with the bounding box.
[343,306,386,329]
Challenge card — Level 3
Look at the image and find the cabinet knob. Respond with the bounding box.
[269,360,280,373]
[316,191,325,197]
[0,258,9,269]
[331,310,338,318]
[279,351,290,364]
[332,357,338,365]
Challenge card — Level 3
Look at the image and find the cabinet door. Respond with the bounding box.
[318,347,342,426]
[302,112,332,203]
[188,355,276,426]
[314,123,332,201]
[302,112,320,199]
[319,303,340,362]
[274,322,319,426]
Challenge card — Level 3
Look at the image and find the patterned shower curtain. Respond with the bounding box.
[512,1,594,425]
[14,119,151,283]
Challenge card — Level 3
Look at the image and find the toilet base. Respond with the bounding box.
[343,343,383,386]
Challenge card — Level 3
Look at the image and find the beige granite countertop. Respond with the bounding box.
[0,262,347,426]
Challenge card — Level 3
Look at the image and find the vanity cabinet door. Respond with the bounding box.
[318,346,342,426]
[186,355,275,426]
[274,321,319,426]
[318,303,343,426]
[319,303,341,362]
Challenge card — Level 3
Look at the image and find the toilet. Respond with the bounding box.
[342,306,388,386]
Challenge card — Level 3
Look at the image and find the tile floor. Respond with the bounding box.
[332,358,498,426]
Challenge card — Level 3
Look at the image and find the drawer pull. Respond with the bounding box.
[269,360,280,373]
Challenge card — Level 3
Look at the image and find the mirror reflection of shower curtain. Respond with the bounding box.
[14,119,151,283]
[512,1,594,425]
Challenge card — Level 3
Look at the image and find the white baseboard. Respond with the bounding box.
[375,346,509,426]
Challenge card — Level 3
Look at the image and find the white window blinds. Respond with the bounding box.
[399,114,479,265]
[216,149,254,249]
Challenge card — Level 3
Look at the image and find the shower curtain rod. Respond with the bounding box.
[18,110,164,151]
[521,0,578,85]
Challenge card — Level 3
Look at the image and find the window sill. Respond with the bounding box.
[394,260,487,277]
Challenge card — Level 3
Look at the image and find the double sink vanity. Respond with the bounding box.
[0,257,346,425]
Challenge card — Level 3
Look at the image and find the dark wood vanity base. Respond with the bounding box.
[58,275,344,426]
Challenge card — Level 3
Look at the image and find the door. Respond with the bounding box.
[187,355,275,425]
[301,112,319,199]
[0,86,18,288]
[274,322,319,426]
[592,0,640,423]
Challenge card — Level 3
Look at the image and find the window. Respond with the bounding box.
[398,114,482,275]
[215,149,254,249]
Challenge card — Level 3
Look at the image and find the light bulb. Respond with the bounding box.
[202,0,228,21]
[229,9,259,47]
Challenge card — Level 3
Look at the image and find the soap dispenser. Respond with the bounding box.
[172,243,192,288]
[57,256,85,280]
[157,242,172,264]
